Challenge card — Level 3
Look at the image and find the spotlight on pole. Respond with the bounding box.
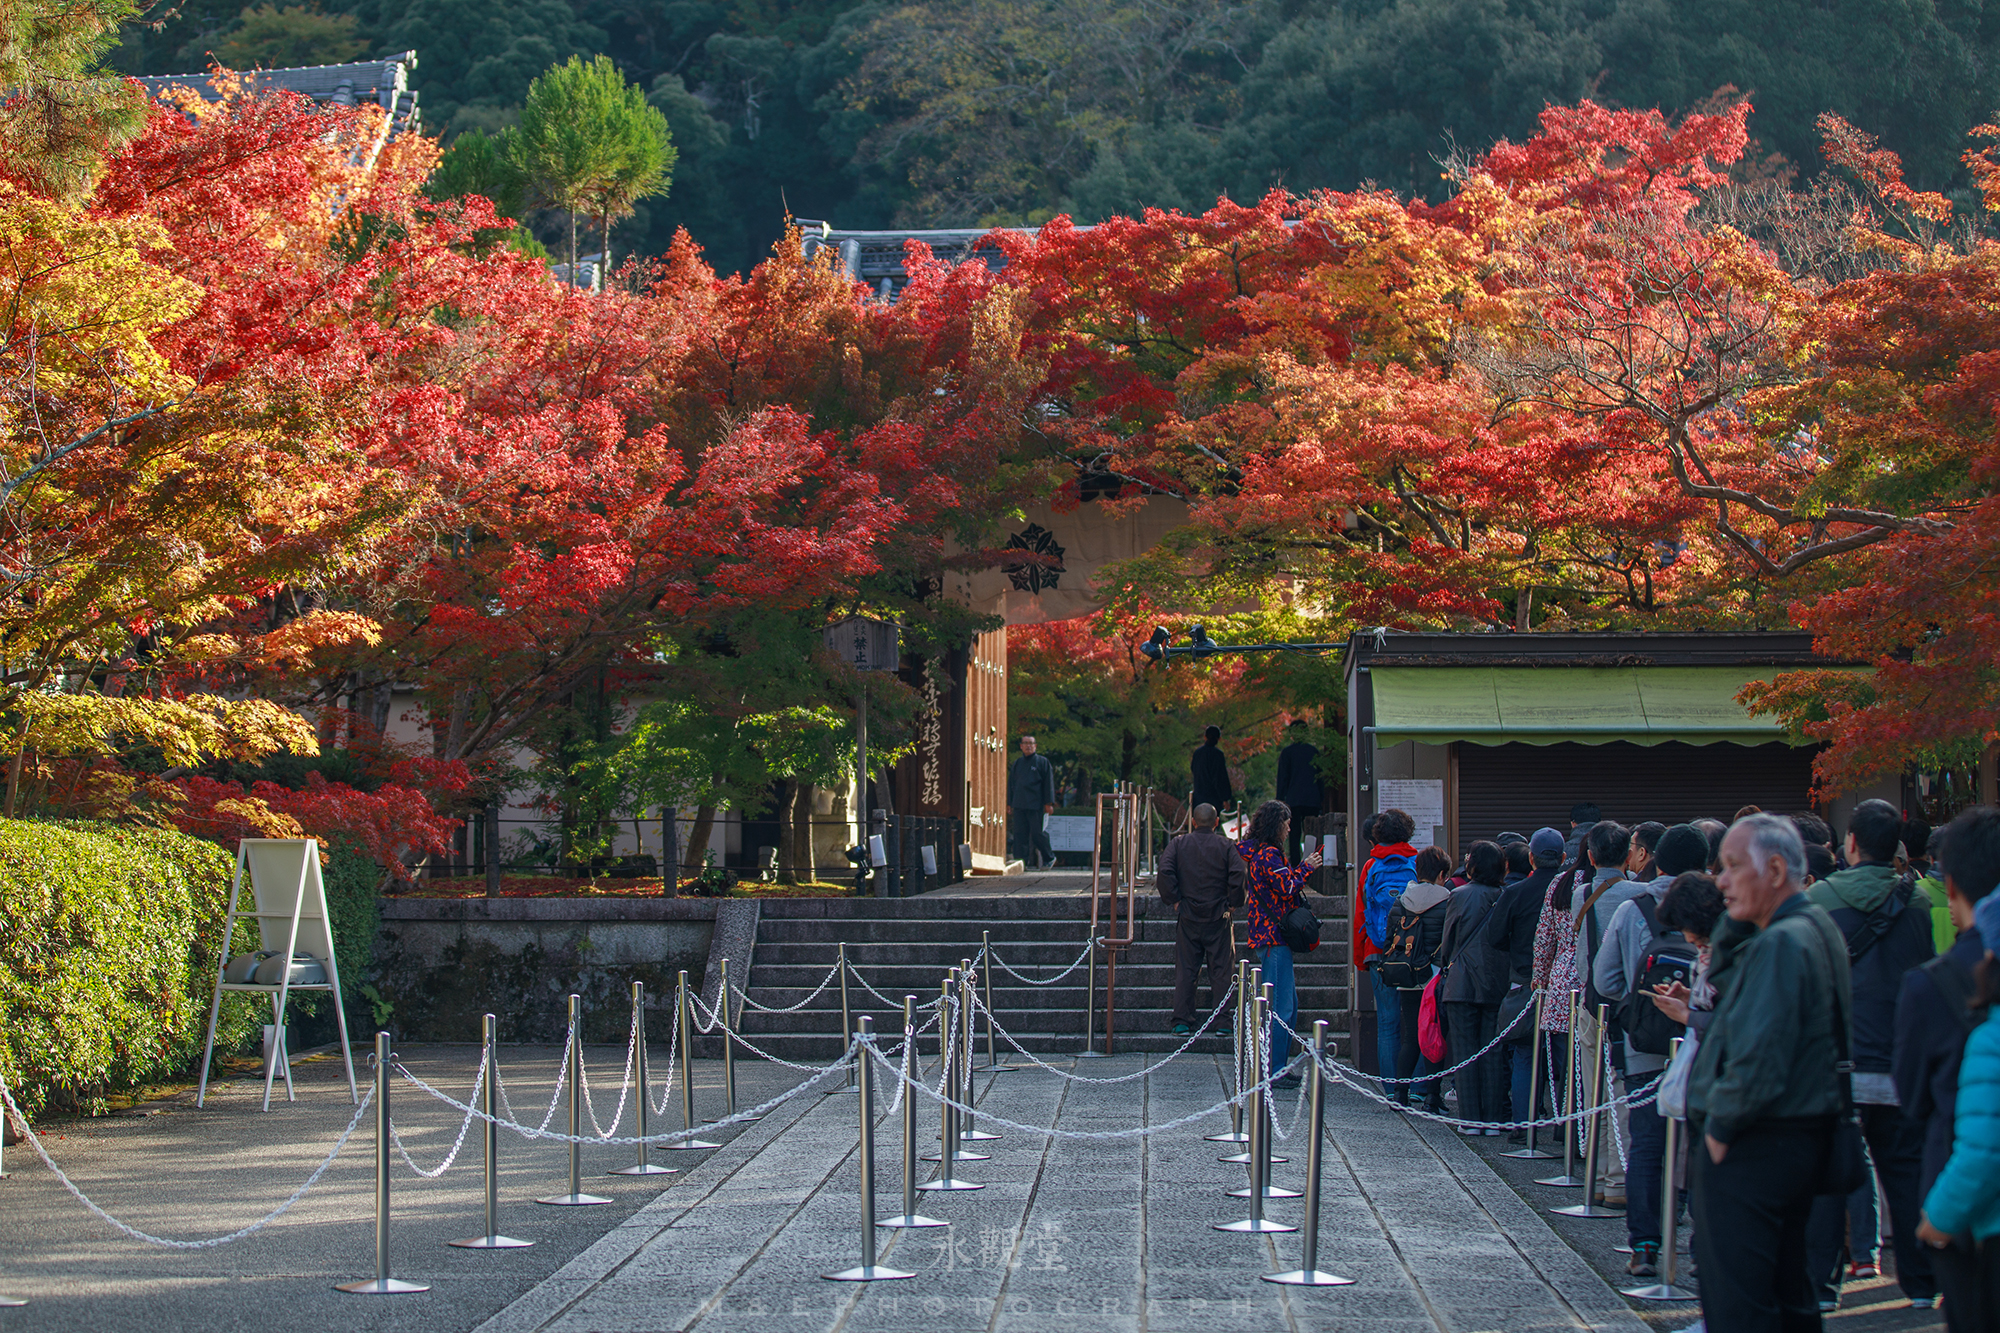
[1139,625,1170,661]
[1190,624,1220,656]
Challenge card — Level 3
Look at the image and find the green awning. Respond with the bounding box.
[1369,665,1838,748]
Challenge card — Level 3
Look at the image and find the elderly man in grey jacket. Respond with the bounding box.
[1591,822,1712,1274]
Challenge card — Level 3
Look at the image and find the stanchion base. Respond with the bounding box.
[1263,1269,1357,1286]
[1204,1130,1251,1143]
[877,1213,948,1229]
[916,1177,983,1191]
[1075,1050,1110,1059]
[608,1163,678,1175]
[1227,1184,1305,1200]
[1215,1218,1298,1233]
[663,1139,722,1151]
[1219,1151,1288,1164]
[823,1265,915,1281]
[706,1115,762,1124]
[1500,1146,1556,1160]
[536,1192,613,1206]
[975,1064,1026,1073]
[335,1277,432,1294]
[961,1129,1001,1141]
[921,1149,991,1162]
[0,1296,25,1307]
[1621,1282,1697,1302]
[1548,1202,1624,1218]
[825,1085,860,1095]
[449,1234,535,1249]
[1534,1173,1588,1187]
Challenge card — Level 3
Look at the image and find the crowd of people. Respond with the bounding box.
[1158,785,2000,1333]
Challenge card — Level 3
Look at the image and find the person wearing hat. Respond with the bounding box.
[1592,822,1713,1274]
[1483,826,1568,1139]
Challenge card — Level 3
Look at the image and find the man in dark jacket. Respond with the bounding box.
[1007,735,1057,868]
[1485,827,1565,1137]
[1440,840,1511,1132]
[1274,720,1321,862]
[1190,725,1232,811]
[1893,804,1999,1325]
[1688,814,1853,1333]
[1158,803,1248,1034]
[1804,798,1938,1309]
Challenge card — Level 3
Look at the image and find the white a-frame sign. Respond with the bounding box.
[195,839,359,1111]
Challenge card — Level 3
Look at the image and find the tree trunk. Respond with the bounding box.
[485,803,502,897]
[600,210,611,280]
[683,802,718,872]
[774,779,798,885]
[568,209,578,274]
[1515,585,1534,632]
[789,782,816,884]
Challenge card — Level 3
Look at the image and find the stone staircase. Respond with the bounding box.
[730,892,1351,1062]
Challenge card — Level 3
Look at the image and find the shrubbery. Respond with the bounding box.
[0,819,264,1118]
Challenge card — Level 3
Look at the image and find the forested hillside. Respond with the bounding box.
[112,0,2000,275]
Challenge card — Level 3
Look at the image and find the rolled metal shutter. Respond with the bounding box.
[1453,741,1819,855]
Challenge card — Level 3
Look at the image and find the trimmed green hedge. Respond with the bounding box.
[0,820,263,1119]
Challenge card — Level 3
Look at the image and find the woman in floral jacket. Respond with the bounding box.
[1240,799,1322,1088]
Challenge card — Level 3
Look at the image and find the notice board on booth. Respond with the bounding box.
[1377,779,1446,851]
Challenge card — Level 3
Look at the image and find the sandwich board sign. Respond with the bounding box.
[195,839,358,1111]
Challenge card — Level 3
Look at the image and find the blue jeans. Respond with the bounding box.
[1248,944,1298,1078]
[1370,968,1402,1096]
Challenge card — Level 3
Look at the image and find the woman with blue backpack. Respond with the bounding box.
[1375,846,1453,1108]
[1358,809,1419,1095]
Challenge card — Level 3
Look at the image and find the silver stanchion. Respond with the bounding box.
[1221,967,1283,1165]
[829,942,858,1093]
[879,995,947,1229]
[1550,1003,1622,1218]
[976,932,1021,1072]
[960,955,999,1141]
[1537,990,1587,1187]
[1502,991,1555,1160]
[336,1031,432,1293]
[919,974,984,1189]
[924,970,989,1162]
[1217,989,1296,1233]
[610,982,675,1176]
[1264,1020,1354,1286]
[538,996,612,1205]
[1230,981,1300,1199]
[665,969,721,1149]
[1206,958,1251,1143]
[709,958,760,1123]
[452,1014,538,1246]
[823,1016,915,1281]
[1078,933,1106,1057]
[1623,1036,1696,1301]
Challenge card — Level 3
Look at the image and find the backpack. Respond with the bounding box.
[1617,896,1699,1056]
[1918,951,1981,1036]
[1375,901,1439,989]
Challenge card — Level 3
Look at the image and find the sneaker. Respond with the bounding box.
[1848,1261,1879,1280]
[1273,1074,1303,1090]
[1483,1127,1503,1136]
[1910,1297,1937,1310]
[1506,1129,1527,1145]
[1173,1022,1193,1037]
[1213,1024,1233,1040]
[1627,1244,1659,1278]
[1818,1300,1838,1314]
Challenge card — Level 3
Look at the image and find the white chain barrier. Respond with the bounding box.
[390,1054,485,1178]
[730,962,844,1013]
[966,984,1236,1084]
[981,939,1096,986]
[0,1072,372,1249]
[576,1012,639,1139]
[495,1018,574,1135]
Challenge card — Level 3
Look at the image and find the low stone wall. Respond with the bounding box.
[371,898,718,1043]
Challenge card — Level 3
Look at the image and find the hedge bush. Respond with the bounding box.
[0,819,263,1119]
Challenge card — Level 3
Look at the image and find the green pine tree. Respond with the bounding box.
[1,0,150,198]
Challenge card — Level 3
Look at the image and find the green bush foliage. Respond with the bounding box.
[0,819,262,1119]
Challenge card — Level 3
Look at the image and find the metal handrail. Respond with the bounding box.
[1086,786,1147,1055]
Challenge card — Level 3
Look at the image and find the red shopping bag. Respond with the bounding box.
[1418,973,1447,1064]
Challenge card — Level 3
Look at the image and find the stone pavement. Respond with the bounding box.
[474,1051,1648,1333]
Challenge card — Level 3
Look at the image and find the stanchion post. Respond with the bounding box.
[610,982,675,1176]
[1219,965,1268,1165]
[977,931,1019,1072]
[709,958,760,1124]
[880,995,946,1229]
[1622,1036,1695,1300]
[1264,1021,1354,1286]
[1078,932,1105,1058]
[1230,981,1300,1198]
[668,970,721,1150]
[1206,957,1250,1143]
[1217,990,1295,1234]
[1549,1003,1622,1219]
[1502,991,1554,1160]
[538,996,612,1205]
[830,942,857,1093]
[919,976,983,1191]
[452,1014,538,1246]
[824,1017,915,1281]
[960,955,999,1141]
[336,1031,431,1293]
[1537,989,1586,1188]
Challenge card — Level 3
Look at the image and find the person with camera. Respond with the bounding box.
[1239,799,1322,1090]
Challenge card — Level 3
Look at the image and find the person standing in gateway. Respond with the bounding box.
[1274,719,1322,863]
[1008,734,1057,869]
[1191,725,1233,812]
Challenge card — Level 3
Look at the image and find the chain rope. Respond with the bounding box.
[576,1011,638,1139]
[389,1054,484,1178]
[980,939,1095,986]
[966,983,1234,1083]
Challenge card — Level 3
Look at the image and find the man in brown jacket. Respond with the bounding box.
[1159,803,1247,1035]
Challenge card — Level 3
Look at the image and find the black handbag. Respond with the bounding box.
[1279,905,1322,952]
[1809,927,1868,1197]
